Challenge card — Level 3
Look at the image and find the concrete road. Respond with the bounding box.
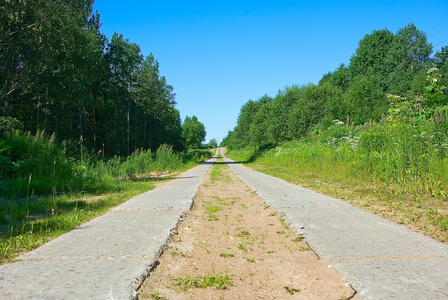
[2,147,447,299]
[0,155,216,300]
[222,149,448,299]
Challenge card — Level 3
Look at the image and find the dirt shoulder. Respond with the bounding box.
[139,159,355,299]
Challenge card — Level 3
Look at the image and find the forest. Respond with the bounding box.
[0,0,210,195]
[0,0,213,261]
[0,0,208,155]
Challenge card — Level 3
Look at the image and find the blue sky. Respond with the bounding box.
[93,0,448,143]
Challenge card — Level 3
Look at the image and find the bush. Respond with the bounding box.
[1,131,74,197]
[0,117,23,137]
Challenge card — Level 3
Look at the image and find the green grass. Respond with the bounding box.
[292,236,305,243]
[149,292,167,300]
[171,274,233,291]
[284,286,301,295]
[0,134,212,264]
[219,252,234,258]
[227,119,448,243]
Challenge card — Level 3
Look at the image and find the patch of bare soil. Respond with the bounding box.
[139,161,355,299]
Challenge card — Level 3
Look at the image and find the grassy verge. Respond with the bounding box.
[226,124,448,244]
[0,142,213,264]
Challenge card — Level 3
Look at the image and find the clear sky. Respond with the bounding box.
[93,0,448,143]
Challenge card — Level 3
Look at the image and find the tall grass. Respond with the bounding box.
[227,115,448,243]
[0,132,213,263]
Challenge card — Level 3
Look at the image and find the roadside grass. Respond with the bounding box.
[0,179,165,264]
[0,141,212,264]
[226,121,448,244]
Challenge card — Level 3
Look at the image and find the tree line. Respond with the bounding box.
[222,23,448,149]
[1,0,206,155]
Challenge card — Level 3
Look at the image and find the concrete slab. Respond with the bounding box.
[280,205,448,260]
[331,257,448,300]
[112,164,212,212]
[0,259,156,300]
[19,210,184,261]
[226,159,348,208]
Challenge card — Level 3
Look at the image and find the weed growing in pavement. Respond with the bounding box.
[219,253,234,258]
[149,292,167,300]
[237,230,250,237]
[206,205,222,221]
[292,236,305,242]
[284,286,301,295]
[171,274,233,291]
[298,246,310,252]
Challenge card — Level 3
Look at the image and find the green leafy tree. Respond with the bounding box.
[105,33,143,155]
[434,46,448,91]
[343,74,388,124]
[208,138,218,148]
[349,28,398,91]
[396,22,432,66]
[232,96,270,148]
[349,23,432,95]
[288,83,343,138]
[182,116,206,149]
[319,63,351,90]
[135,54,177,150]
[388,23,433,94]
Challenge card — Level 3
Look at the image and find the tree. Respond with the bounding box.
[134,54,177,150]
[343,74,388,124]
[396,22,432,66]
[349,24,433,95]
[105,33,143,155]
[208,138,218,148]
[319,63,351,90]
[288,83,343,138]
[349,28,398,91]
[434,46,448,90]
[232,96,270,148]
[182,116,206,149]
[388,23,433,94]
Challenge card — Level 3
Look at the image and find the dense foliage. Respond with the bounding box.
[1,0,184,156]
[222,23,447,149]
[182,115,206,149]
[0,0,212,199]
